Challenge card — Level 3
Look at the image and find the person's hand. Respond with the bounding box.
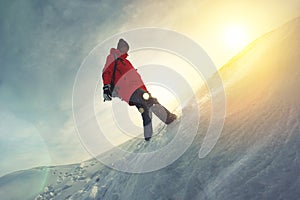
[103,84,112,101]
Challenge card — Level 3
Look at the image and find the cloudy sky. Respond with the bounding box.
[0,0,299,176]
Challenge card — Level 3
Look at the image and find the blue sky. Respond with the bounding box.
[0,0,134,176]
[0,0,300,176]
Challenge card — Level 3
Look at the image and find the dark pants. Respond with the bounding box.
[129,88,174,139]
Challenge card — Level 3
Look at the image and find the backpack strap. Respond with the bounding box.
[110,53,118,91]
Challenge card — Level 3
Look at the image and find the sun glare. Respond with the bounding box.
[223,24,249,51]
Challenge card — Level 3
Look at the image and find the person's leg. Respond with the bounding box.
[130,90,154,141]
[136,104,153,141]
[129,88,176,141]
[148,98,177,125]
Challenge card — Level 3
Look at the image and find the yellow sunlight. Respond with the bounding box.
[223,24,250,51]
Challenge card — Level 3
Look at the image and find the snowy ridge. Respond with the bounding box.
[1,17,300,200]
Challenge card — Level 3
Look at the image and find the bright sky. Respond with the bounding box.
[1,0,300,176]
[123,0,300,68]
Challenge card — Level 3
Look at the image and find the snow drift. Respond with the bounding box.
[1,17,300,200]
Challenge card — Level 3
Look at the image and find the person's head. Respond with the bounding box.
[117,38,129,53]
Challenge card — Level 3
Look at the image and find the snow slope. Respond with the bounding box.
[1,17,300,200]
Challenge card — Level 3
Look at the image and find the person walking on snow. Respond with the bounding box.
[102,39,177,141]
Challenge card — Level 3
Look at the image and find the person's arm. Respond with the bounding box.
[102,54,114,101]
[102,54,114,85]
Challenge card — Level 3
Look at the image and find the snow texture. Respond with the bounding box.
[1,14,300,200]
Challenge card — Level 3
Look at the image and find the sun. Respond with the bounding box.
[223,24,249,51]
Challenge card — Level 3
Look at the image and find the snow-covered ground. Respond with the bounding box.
[1,15,300,200]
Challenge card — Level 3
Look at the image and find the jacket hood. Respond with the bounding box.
[110,48,128,59]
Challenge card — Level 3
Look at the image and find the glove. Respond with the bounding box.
[103,84,112,101]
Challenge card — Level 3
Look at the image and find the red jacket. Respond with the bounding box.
[102,48,147,103]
